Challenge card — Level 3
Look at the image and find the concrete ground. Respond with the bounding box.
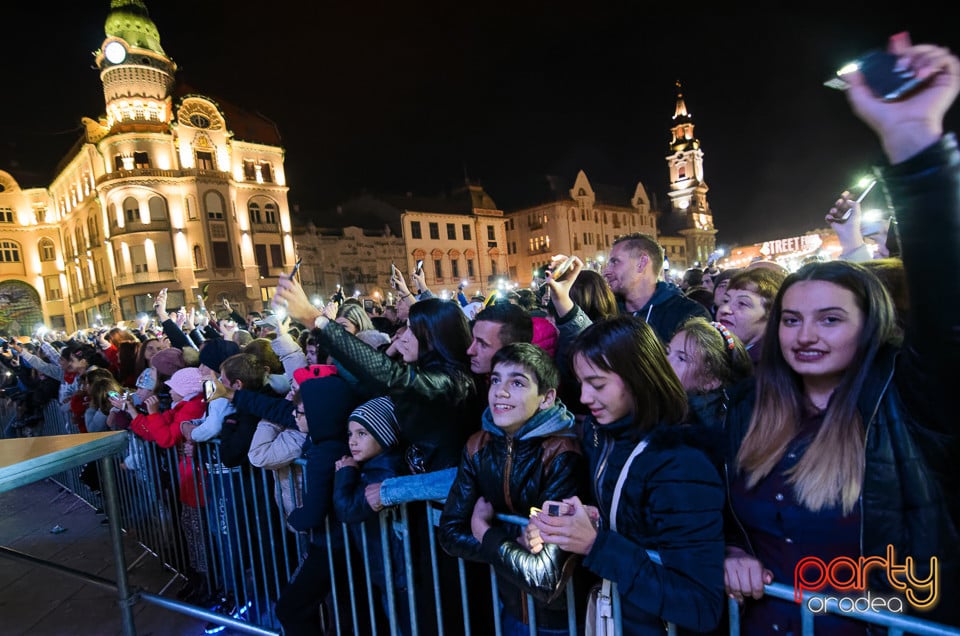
[0,478,230,636]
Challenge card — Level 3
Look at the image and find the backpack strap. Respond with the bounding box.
[465,430,492,458]
[539,435,581,475]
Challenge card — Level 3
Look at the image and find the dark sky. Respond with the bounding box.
[2,4,958,246]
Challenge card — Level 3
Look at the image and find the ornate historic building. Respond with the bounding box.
[503,83,719,284]
[0,0,293,335]
[659,82,718,270]
[294,184,509,301]
[503,171,657,285]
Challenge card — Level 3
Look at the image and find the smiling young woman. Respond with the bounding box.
[721,35,960,634]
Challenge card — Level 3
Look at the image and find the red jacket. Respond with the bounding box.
[129,395,206,448]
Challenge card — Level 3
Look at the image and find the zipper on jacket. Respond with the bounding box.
[592,434,613,516]
[860,363,895,559]
[503,435,515,513]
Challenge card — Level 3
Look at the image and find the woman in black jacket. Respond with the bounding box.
[274,285,482,475]
[722,36,959,633]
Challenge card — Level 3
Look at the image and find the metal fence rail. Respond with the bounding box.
[10,398,959,636]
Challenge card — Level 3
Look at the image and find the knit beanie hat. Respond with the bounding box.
[151,348,186,378]
[165,367,203,400]
[348,396,399,450]
[199,338,240,373]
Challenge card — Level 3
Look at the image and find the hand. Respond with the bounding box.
[471,496,495,542]
[180,420,199,440]
[143,394,160,415]
[335,455,358,471]
[273,277,323,326]
[222,299,231,312]
[724,546,773,603]
[843,34,960,163]
[184,308,197,332]
[527,495,597,555]
[826,192,867,255]
[154,288,169,321]
[544,254,584,319]
[322,301,339,321]
[174,308,187,329]
[410,268,427,294]
[219,320,238,340]
[364,483,384,511]
[108,395,126,411]
[523,514,544,554]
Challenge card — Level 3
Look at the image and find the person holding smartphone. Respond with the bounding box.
[718,34,960,633]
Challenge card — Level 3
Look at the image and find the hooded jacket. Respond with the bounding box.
[439,402,586,628]
[616,280,712,343]
[285,375,363,547]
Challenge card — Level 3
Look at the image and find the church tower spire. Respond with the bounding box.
[665,81,716,267]
[94,0,176,134]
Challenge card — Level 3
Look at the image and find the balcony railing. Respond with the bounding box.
[109,219,172,235]
[114,270,176,287]
[96,168,231,186]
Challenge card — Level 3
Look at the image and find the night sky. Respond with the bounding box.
[2,4,958,247]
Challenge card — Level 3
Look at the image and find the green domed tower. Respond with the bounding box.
[95,0,176,130]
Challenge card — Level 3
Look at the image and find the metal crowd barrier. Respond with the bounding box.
[17,399,960,635]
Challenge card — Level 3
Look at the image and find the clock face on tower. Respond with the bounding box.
[104,41,126,64]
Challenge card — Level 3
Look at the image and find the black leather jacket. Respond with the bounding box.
[724,134,960,627]
[313,321,482,473]
[439,403,586,628]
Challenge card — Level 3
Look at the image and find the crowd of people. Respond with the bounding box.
[1,33,957,636]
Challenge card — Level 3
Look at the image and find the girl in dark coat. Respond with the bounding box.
[529,315,726,635]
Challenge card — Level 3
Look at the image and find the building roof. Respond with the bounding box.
[173,84,283,146]
[302,183,501,235]
[512,173,636,210]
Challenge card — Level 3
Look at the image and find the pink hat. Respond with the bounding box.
[151,347,186,378]
[531,316,559,358]
[293,364,338,386]
[165,367,203,400]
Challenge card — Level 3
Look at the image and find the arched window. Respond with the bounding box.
[38,238,56,262]
[0,240,21,262]
[75,226,85,251]
[148,196,168,222]
[123,197,140,223]
[193,245,205,269]
[264,203,277,224]
[204,191,225,219]
[87,216,99,243]
[248,202,261,224]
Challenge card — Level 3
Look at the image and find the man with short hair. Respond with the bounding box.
[466,302,533,376]
[593,232,710,343]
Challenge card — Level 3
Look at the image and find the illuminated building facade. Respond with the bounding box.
[660,82,718,269]
[504,171,657,285]
[0,0,293,335]
[296,185,509,301]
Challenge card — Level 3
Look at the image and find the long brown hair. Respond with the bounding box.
[736,261,899,513]
[571,315,688,432]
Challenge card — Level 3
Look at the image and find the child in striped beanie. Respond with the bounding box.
[333,395,409,633]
